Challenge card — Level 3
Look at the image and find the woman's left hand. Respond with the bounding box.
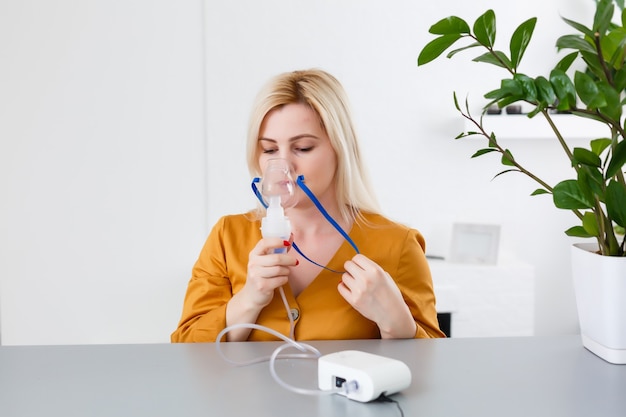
[338,254,417,339]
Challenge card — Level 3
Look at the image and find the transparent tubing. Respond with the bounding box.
[215,159,358,397]
[259,159,296,340]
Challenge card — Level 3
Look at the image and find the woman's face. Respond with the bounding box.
[258,103,338,208]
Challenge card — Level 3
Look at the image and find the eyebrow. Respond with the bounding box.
[258,134,321,143]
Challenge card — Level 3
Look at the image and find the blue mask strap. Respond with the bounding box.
[251,177,268,208]
[250,175,360,274]
[295,175,360,254]
[291,242,344,274]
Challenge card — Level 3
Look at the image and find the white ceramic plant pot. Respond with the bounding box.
[571,243,626,364]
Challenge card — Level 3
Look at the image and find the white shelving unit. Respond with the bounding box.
[430,259,535,338]
[471,113,608,141]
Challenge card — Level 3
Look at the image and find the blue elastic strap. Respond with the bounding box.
[295,175,360,254]
[251,177,268,208]
[291,242,344,274]
[250,175,360,273]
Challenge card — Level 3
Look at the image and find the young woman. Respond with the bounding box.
[171,69,444,342]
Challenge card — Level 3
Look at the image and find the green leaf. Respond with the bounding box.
[531,188,550,196]
[556,34,596,54]
[593,0,614,34]
[591,138,612,156]
[473,9,496,48]
[510,18,537,70]
[447,42,482,58]
[493,169,520,179]
[569,109,606,123]
[534,76,557,106]
[526,105,544,118]
[573,147,602,167]
[580,50,607,80]
[555,52,579,72]
[472,51,512,69]
[553,179,594,209]
[565,225,595,238]
[484,78,524,101]
[576,168,598,204]
[606,138,626,178]
[550,69,577,110]
[515,73,538,102]
[535,76,556,106]
[471,148,498,158]
[456,131,482,139]
[597,82,622,120]
[501,149,515,166]
[418,34,463,66]
[613,66,626,91]
[574,71,607,109]
[582,211,600,236]
[494,96,524,108]
[606,180,626,227]
[453,91,461,111]
[429,16,471,35]
[601,29,626,68]
[578,167,606,205]
[560,16,595,38]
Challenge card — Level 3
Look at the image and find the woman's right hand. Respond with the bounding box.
[224,236,297,341]
[241,237,297,308]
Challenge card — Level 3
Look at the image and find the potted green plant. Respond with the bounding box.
[418,0,626,364]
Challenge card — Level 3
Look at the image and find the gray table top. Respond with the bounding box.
[1,335,624,417]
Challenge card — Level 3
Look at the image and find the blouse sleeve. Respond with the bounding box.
[395,228,446,338]
[171,217,233,343]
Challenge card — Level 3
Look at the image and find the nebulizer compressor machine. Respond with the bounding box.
[216,158,412,403]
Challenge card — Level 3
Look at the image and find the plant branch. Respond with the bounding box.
[470,34,516,75]
[461,107,561,192]
[593,31,614,85]
[464,106,589,222]
[594,196,610,254]
[570,106,626,140]
[540,109,576,162]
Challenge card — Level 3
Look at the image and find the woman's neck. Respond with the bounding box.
[285,203,351,238]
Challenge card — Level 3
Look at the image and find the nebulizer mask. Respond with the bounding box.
[252,158,359,263]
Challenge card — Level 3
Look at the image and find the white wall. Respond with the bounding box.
[0,0,207,344]
[0,0,597,345]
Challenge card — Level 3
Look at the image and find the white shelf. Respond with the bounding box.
[468,113,608,141]
[430,259,535,338]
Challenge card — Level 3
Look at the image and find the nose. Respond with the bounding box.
[264,156,296,179]
[275,152,296,172]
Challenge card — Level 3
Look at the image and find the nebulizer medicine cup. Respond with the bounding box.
[260,159,296,253]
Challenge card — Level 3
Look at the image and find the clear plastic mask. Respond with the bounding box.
[259,158,297,209]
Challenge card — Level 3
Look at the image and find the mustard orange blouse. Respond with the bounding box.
[171,212,444,342]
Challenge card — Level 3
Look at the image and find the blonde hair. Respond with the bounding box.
[246,69,380,224]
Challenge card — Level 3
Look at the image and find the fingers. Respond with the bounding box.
[339,253,399,312]
[340,254,417,338]
[341,254,379,284]
[243,236,299,308]
[251,236,292,256]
